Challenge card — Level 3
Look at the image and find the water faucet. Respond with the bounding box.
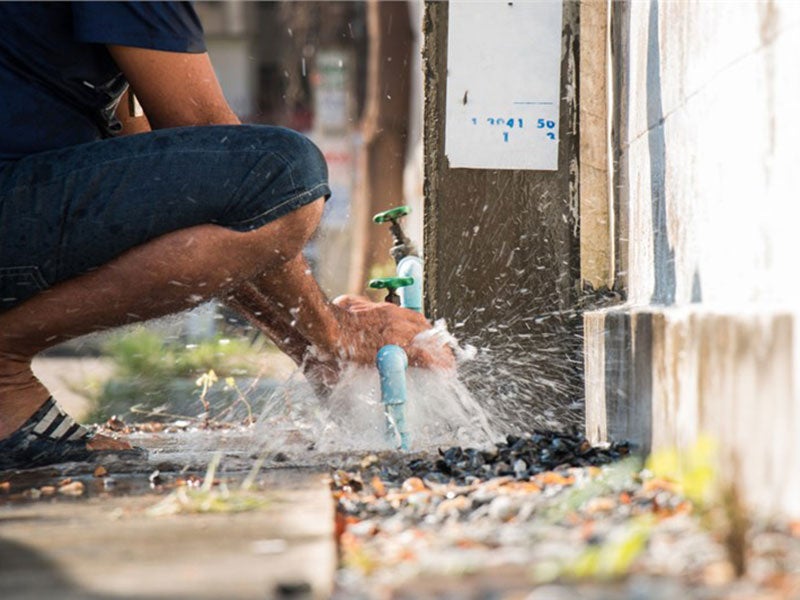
[373,205,418,264]
[368,276,414,306]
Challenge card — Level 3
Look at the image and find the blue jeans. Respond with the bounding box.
[0,125,330,312]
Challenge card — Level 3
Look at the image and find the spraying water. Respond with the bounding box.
[252,320,500,457]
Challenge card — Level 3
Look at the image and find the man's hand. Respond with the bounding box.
[331,295,455,370]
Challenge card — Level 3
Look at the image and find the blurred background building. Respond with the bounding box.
[194,0,423,303]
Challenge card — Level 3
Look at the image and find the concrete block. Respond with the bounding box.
[585,306,800,517]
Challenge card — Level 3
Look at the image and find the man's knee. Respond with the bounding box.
[216,126,330,233]
[247,196,324,262]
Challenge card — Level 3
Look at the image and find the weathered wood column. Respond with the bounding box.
[422,1,583,430]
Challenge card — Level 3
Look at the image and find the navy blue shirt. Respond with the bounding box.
[0,2,205,162]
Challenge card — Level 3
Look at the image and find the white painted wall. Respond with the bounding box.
[622,1,800,308]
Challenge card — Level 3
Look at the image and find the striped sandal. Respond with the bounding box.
[0,397,147,471]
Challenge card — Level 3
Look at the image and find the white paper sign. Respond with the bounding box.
[445,0,563,171]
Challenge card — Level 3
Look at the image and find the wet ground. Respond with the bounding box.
[0,431,335,600]
[2,427,799,599]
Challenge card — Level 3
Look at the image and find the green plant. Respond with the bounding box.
[147,452,271,516]
[647,436,750,577]
[103,327,262,379]
[87,326,282,423]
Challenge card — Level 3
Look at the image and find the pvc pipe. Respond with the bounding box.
[376,344,409,450]
[396,255,424,313]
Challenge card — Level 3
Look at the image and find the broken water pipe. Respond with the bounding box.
[369,206,424,449]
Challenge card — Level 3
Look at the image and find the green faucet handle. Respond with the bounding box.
[369,276,414,290]
[373,206,411,224]
[369,277,414,305]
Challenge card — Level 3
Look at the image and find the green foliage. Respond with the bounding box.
[103,327,261,380]
[647,436,749,577]
[148,453,271,516]
[565,516,654,580]
[87,326,277,423]
[646,435,718,506]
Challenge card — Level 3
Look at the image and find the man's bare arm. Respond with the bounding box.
[107,46,239,129]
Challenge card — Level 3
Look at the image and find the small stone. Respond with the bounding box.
[149,470,163,487]
[488,495,517,522]
[370,476,387,498]
[360,454,379,469]
[584,496,616,515]
[348,520,378,537]
[702,561,736,586]
[401,477,426,493]
[371,499,394,516]
[39,486,56,496]
[471,487,497,505]
[58,481,85,496]
[93,466,108,478]
[105,415,127,432]
[406,492,430,507]
[274,580,312,598]
[436,495,471,518]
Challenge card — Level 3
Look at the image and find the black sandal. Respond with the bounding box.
[0,397,147,471]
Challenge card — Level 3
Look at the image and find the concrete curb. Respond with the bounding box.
[585,305,800,518]
[0,469,335,600]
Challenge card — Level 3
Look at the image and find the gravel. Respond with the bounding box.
[330,431,800,599]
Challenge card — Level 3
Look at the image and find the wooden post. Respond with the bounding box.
[347,0,413,293]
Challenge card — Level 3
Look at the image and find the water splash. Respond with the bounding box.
[253,367,500,456]
[252,326,500,456]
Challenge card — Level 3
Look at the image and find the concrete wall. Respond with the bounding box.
[584,0,800,517]
[623,1,800,307]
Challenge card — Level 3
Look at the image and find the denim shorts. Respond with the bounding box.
[0,125,330,312]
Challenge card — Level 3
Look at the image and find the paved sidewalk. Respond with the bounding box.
[0,441,335,600]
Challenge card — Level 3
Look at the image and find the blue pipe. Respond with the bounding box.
[376,344,409,450]
[396,255,423,312]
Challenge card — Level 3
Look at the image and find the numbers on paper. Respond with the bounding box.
[470,116,556,143]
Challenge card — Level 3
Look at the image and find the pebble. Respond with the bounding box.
[584,496,617,515]
[436,495,471,518]
[57,481,85,496]
[330,431,799,600]
[488,495,517,522]
[401,477,426,493]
